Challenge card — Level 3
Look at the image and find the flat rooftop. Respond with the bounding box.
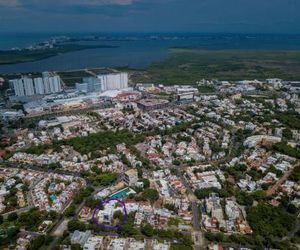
[125,169,137,176]
[137,99,169,107]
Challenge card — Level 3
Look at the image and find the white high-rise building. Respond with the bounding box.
[10,73,62,97]
[11,77,35,97]
[43,77,51,94]
[10,79,25,97]
[49,77,55,93]
[42,71,51,78]
[119,72,128,89]
[98,72,128,91]
[76,82,89,93]
[52,76,62,92]
[47,76,62,93]
[23,77,35,96]
[82,77,102,92]
[34,78,45,95]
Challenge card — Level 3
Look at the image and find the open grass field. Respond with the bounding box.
[130,48,300,84]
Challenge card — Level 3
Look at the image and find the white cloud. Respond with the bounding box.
[0,0,19,7]
[70,0,134,5]
[0,0,177,9]
[0,0,135,7]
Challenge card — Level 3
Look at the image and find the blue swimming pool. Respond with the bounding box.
[49,182,56,189]
[110,188,129,199]
[50,194,57,201]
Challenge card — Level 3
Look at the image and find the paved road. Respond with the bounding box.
[193,231,205,250]
[20,230,44,237]
[48,186,105,250]
[2,206,35,219]
[3,162,82,178]
[267,162,299,196]
[52,219,69,237]
[24,103,113,119]
[191,202,201,231]
[85,69,97,77]
[174,167,205,249]
[48,200,86,250]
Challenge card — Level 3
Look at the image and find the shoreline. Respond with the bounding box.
[0,44,118,65]
[1,48,300,84]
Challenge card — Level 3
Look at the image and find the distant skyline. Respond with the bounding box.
[0,0,300,33]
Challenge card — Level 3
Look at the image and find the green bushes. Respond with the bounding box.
[73,187,94,204]
[88,172,118,187]
[29,235,45,250]
[247,203,295,238]
[63,130,145,155]
[141,224,155,237]
[117,212,139,237]
[276,112,300,130]
[67,219,86,232]
[64,204,76,217]
[273,142,300,159]
[18,208,48,231]
[194,186,232,200]
[142,189,159,202]
[24,130,146,157]
[141,224,192,248]
[289,165,300,181]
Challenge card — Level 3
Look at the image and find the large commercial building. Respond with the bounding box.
[99,72,128,91]
[75,82,89,93]
[76,77,102,93]
[243,135,282,148]
[176,92,195,104]
[137,99,169,111]
[70,230,92,247]
[76,73,128,93]
[266,78,283,89]
[1,110,24,121]
[84,77,102,92]
[10,73,62,97]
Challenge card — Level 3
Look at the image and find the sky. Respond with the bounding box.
[0,0,299,33]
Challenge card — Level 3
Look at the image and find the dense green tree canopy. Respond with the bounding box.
[247,203,295,238]
[142,189,159,202]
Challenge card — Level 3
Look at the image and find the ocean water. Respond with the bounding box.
[1,33,300,74]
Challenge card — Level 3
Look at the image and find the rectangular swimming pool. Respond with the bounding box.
[110,188,130,199]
